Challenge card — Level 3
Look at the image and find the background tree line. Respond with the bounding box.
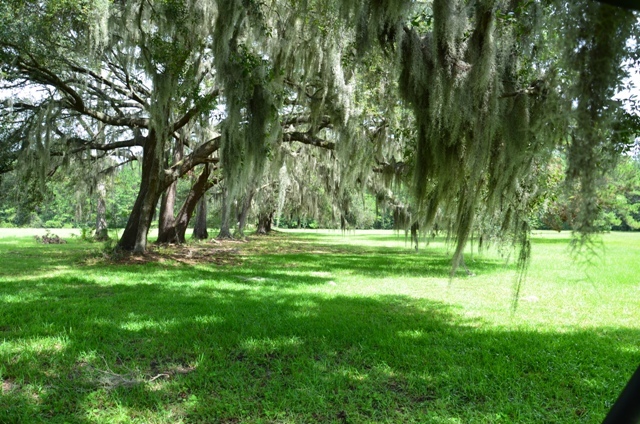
[1,149,638,232]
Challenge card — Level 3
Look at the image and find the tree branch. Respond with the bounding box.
[500,80,546,99]
[170,88,220,133]
[282,132,335,150]
[14,57,149,128]
[165,136,221,183]
[68,63,148,106]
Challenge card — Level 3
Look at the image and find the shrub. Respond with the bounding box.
[44,220,63,229]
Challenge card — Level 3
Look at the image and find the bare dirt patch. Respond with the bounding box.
[2,378,18,394]
[87,233,357,267]
[100,239,246,267]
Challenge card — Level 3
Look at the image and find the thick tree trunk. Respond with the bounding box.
[94,180,109,241]
[117,132,165,253]
[217,186,233,239]
[156,140,183,243]
[236,189,254,237]
[117,179,163,253]
[192,197,209,240]
[156,181,178,243]
[256,211,273,235]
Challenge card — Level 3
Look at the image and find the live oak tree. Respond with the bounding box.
[0,0,222,253]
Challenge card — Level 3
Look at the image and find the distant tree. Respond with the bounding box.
[540,153,640,232]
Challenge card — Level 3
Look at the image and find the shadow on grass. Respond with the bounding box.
[240,252,508,279]
[1,270,638,423]
[240,236,510,279]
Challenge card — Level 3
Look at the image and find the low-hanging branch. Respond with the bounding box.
[65,136,145,153]
[372,159,408,176]
[166,136,222,183]
[170,88,221,133]
[282,132,335,150]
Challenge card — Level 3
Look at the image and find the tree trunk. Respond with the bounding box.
[156,180,178,243]
[94,180,109,241]
[117,132,165,253]
[192,197,209,240]
[173,164,213,241]
[256,211,273,235]
[156,140,183,243]
[154,164,215,244]
[217,186,233,239]
[236,189,255,238]
[340,214,347,231]
[410,222,419,251]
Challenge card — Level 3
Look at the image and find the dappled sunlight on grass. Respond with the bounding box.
[0,230,639,422]
[0,336,68,356]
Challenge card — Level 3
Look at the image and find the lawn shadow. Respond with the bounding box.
[240,236,510,279]
[0,232,509,285]
[241,251,509,279]
[1,271,638,423]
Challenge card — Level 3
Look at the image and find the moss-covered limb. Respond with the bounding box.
[66,63,148,106]
[56,135,145,155]
[393,0,565,269]
[10,56,151,129]
[559,1,637,240]
[281,115,332,129]
[170,88,221,134]
[165,137,221,183]
[282,132,336,150]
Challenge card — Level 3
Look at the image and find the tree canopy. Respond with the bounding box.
[1,0,639,266]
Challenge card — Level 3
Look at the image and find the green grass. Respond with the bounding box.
[0,228,639,423]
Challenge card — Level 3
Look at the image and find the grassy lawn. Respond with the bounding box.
[0,229,639,423]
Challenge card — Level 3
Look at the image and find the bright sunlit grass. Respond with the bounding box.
[0,229,638,423]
